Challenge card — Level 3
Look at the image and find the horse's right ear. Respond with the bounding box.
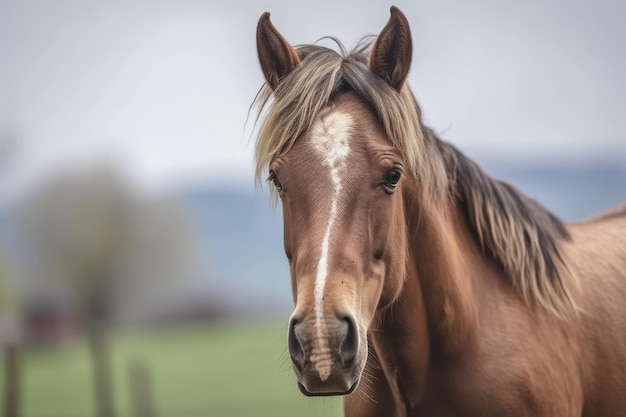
[256,13,301,90]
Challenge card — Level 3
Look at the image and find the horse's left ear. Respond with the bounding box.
[370,6,413,92]
[256,12,301,90]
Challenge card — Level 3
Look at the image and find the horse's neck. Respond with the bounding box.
[371,186,494,411]
[370,255,431,412]
[407,196,482,354]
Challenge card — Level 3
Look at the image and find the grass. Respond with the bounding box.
[1,320,343,417]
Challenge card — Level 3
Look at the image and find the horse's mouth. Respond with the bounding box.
[297,380,359,397]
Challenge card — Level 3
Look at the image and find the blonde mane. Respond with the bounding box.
[253,42,449,203]
[253,41,576,318]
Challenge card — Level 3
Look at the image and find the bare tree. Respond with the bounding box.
[17,162,200,417]
[18,163,199,325]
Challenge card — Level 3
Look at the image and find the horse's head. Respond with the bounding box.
[255,7,422,396]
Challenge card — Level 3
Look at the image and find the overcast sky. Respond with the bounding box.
[1,0,624,203]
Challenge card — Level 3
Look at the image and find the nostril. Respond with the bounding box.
[339,316,359,365]
[288,318,305,369]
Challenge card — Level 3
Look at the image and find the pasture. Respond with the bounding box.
[1,321,342,417]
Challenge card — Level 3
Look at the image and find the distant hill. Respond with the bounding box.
[483,161,626,221]
[174,187,293,316]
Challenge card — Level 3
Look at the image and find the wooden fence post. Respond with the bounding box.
[129,359,157,417]
[3,343,19,417]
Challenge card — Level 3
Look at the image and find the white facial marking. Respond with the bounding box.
[309,110,353,381]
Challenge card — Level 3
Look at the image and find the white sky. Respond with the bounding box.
[1,0,625,203]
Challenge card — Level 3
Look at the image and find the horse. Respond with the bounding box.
[253,7,626,417]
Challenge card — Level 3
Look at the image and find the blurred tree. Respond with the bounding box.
[21,167,130,324]
[17,163,200,417]
[18,163,199,326]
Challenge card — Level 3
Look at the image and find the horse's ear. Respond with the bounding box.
[370,6,413,92]
[256,12,301,90]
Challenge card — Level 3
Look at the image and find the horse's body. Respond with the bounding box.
[253,7,626,416]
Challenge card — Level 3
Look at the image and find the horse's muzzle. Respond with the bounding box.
[288,314,362,396]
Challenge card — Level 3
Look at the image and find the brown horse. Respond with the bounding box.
[253,7,626,417]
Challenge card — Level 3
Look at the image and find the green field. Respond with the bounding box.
[1,321,343,417]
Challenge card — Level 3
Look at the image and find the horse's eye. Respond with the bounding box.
[269,172,283,192]
[382,168,402,191]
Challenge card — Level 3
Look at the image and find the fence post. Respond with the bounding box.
[129,359,157,417]
[3,343,19,417]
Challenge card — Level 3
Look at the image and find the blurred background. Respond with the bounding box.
[0,0,624,416]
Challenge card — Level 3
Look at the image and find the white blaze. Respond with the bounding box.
[309,109,353,380]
